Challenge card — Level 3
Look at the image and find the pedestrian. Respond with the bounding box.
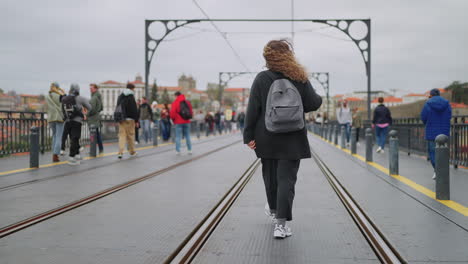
[205,112,215,136]
[237,111,246,132]
[372,97,392,153]
[160,104,171,141]
[243,39,322,238]
[352,108,362,144]
[214,111,222,135]
[194,110,205,136]
[61,84,92,165]
[152,101,161,132]
[170,91,193,155]
[116,83,139,159]
[134,99,141,145]
[87,83,104,154]
[421,89,452,179]
[139,97,153,144]
[46,82,66,162]
[336,100,352,146]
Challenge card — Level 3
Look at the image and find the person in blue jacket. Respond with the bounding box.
[420,88,452,179]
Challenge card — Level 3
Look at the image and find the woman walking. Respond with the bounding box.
[243,39,322,239]
[372,97,392,153]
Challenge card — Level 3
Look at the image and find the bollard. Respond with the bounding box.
[435,134,450,200]
[89,124,97,157]
[171,125,176,143]
[340,126,346,149]
[334,125,339,145]
[389,130,399,175]
[351,127,357,154]
[365,128,373,162]
[152,125,158,146]
[328,125,332,142]
[30,126,39,168]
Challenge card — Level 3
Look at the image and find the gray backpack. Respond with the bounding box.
[265,71,305,133]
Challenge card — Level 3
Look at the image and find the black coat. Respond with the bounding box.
[243,70,322,160]
[117,93,139,121]
[372,104,392,125]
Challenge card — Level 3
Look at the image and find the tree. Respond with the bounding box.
[150,79,159,103]
[206,83,221,101]
[191,99,201,109]
[161,88,171,105]
[445,81,468,104]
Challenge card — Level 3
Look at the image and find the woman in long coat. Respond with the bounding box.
[243,40,322,239]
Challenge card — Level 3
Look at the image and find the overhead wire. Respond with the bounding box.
[192,0,251,71]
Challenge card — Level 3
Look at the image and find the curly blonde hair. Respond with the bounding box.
[263,39,308,83]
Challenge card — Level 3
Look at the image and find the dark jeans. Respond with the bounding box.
[355,127,360,142]
[135,127,140,143]
[96,127,103,152]
[427,140,436,168]
[261,159,300,221]
[63,121,82,157]
[375,126,389,149]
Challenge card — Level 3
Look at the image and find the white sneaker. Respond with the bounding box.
[75,154,82,160]
[376,147,382,153]
[68,157,80,166]
[60,150,65,156]
[135,141,139,145]
[264,203,276,223]
[118,153,123,159]
[79,146,84,153]
[273,224,292,239]
[188,150,192,155]
[432,173,436,180]
[380,149,385,154]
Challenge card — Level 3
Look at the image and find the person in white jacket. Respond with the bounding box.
[336,100,352,145]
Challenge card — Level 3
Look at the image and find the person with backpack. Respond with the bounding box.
[46,82,66,162]
[421,89,452,179]
[139,97,153,144]
[243,39,322,239]
[87,83,104,154]
[372,97,392,153]
[61,84,92,165]
[170,91,193,155]
[237,111,246,132]
[115,83,139,159]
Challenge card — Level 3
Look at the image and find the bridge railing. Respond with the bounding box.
[309,116,468,168]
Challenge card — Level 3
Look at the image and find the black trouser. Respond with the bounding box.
[96,127,104,152]
[261,159,300,221]
[356,127,361,142]
[61,122,70,151]
[135,127,140,143]
[63,121,82,157]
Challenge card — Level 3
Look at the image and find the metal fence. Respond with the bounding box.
[0,111,234,157]
[309,116,468,168]
[0,111,118,157]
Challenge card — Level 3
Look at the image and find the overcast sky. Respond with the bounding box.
[1,0,467,98]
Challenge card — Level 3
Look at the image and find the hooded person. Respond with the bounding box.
[61,83,92,165]
[87,83,104,153]
[421,88,452,179]
[116,83,139,159]
[46,82,66,162]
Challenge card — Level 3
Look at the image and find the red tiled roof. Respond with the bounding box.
[129,80,144,85]
[333,94,344,98]
[160,86,182,91]
[225,88,246,92]
[193,90,206,94]
[101,80,122,85]
[19,94,40,98]
[372,96,403,103]
[404,93,426,97]
[344,97,363,102]
[451,102,468,109]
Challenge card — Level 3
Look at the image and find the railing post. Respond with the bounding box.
[334,125,339,145]
[435,134,450,200]
[454,130,459,169]
[407,127,411,156]
[328,124,332,142]
[389,130,399,175]
[89,124,97,157]
[40,113,45,154]
[351,127,357,154]
[152,125,158,146]
[341,126,346,149]
[30,126,39,168]
[366,128,373,162]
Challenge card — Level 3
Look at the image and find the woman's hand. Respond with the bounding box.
[247,140,256,150]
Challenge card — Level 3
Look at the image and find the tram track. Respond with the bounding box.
[163,158,261,264]
[0,134,233,192]
[310,148,407,264]
[0,139,241,239]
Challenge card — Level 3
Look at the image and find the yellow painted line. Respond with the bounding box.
[310,132,468,217]
[0,135,212,176]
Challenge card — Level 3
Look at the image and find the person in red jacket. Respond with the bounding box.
[170,91,193,155]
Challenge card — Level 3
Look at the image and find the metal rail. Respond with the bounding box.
[164,159,261,264]
[311,149,406,264]
[0,140,241,238]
